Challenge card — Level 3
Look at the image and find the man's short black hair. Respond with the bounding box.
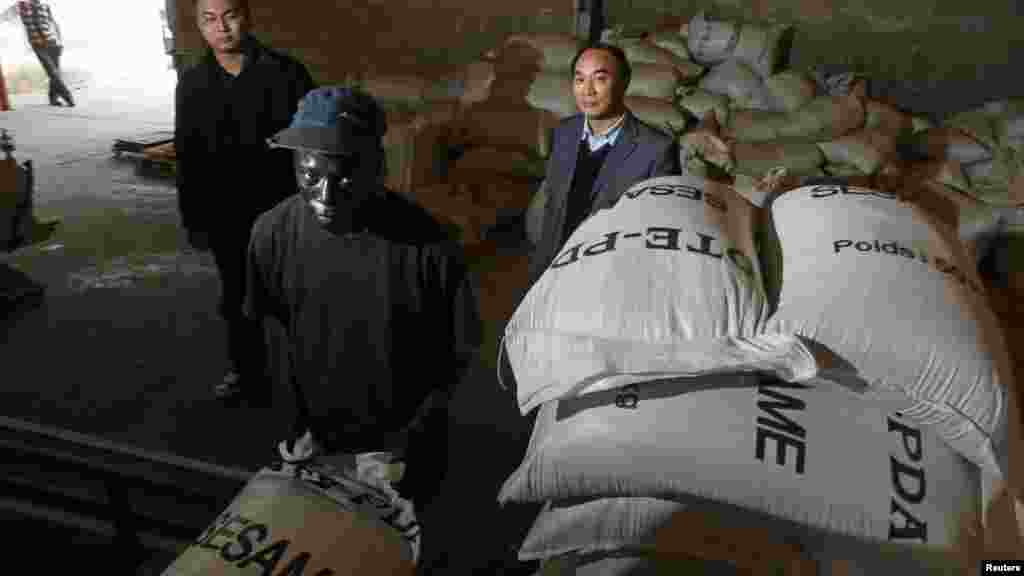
[192,0,250,16]
[570,42,632,89]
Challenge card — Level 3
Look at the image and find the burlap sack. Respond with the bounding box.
[777,94,866,142]
[864,99,914,137]
[817,129,899,175]
[732,22,791,79]
[624,96,688,136]
[962,148,1024,206]
[680,112,733,172]
[506,33,582,72]
[912,115,935,134]
[526,71,577,119]
[620,63,679,101]
[912,127,993,164]
[907,159,972,194]
[678,86,731,127]
[615,37,698,78]
[733,139,825,178]
[724,109,790,142]
[700,60,776,111]
[648,30,691,62]
[764,70,817,113]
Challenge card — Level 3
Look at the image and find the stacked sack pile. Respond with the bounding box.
[515,28,697,135]
[672,11,944,210]
[906,102,1024,265]
[498,167,1017,573]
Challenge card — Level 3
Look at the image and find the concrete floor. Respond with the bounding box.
[1,90,540,574]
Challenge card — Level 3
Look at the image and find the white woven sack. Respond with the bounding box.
[501,375,980,551]
[523,496,972,576]
[502,174,815,414]
[766,184,1012,474]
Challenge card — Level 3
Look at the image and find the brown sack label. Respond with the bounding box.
[162,463,418,576]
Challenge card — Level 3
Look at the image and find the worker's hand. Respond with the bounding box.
[187,229,211,251]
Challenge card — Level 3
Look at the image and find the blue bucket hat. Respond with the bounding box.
[268,86,387,156]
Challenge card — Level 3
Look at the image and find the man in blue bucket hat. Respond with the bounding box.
[245,86,481,525]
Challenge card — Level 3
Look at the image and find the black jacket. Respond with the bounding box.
[174,36,315,235]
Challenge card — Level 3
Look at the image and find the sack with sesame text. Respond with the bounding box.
[500,374,980,552]
[764,184,1013,475]
[503,174,817,414]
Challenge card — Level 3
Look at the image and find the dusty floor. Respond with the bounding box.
[1,91,539,574]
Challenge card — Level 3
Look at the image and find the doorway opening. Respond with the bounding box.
[1,0,176,112]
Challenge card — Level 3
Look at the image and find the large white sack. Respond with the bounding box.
[500,374,981,551]
[503,175,815,413]
[765,184,1012,474]
[522,496,972,576]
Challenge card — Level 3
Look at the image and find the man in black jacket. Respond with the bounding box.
[247,86,480,539]
[174,0,315,402]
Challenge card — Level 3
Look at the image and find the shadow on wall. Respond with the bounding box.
[452,41,547,153]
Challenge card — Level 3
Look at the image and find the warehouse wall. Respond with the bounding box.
[174,0,574,83]
[607,0,1024,116]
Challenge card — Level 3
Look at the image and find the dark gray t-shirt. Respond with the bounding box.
[245,191,481,452]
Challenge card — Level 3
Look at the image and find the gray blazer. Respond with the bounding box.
[525,110,680,288]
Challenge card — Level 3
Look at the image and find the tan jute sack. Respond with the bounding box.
[161,463,417,576]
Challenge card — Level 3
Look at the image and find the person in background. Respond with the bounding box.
[245,86,480,549]
[0,0,74,106]
[524,42,680,290]
[175,0,315,403]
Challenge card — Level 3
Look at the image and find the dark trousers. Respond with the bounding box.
[396,402,450,575]
[210,233,269,396]
[31,44,74,106]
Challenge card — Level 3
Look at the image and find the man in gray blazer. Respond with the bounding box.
[525,42,680,289]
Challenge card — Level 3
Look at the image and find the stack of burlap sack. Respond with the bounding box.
[515,29,697,134]
[908,102,1024,269]
[671,12,932,208]
[359,54,555,247]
